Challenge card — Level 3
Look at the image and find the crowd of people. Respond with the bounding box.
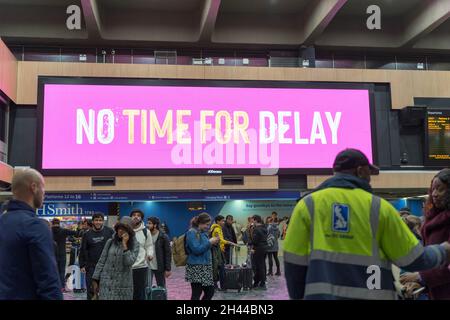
[1,147,450,300]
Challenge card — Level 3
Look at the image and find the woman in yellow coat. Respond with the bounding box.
[210,215,238,290]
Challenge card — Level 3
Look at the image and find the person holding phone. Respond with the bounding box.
[185,213,220,300]
[91,217,139,300]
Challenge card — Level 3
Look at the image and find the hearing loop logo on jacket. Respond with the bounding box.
[332,204,350,233]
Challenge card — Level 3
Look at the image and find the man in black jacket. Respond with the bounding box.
[52,218,81,291]
[0,168,62,300]
[249,215,268,290]
[223,215,237,264]
[79,213,114,299]
[147,217,172,288]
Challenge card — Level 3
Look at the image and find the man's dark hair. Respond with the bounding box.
[92,212,105,221]
[271,211,278,216]
[130,209,145,220]
[215,215,225,223]
[51,218,60,226]
[226,215,233,220]
[252,215,263,224]
[148,216,160,230]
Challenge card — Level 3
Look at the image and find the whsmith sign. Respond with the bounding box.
[37,203,109,217]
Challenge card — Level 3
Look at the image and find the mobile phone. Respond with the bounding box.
[412,287,426,295]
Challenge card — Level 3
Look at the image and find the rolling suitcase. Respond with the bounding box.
[241,267,253,290]
[242,249,253,290]
[146,286,167,300]
[223,247,243,292]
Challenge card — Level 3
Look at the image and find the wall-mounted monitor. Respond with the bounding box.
[425,109,450,167]
[37,77,376,175]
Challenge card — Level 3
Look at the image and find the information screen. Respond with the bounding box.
[426,109,450,165]
[37,78,375,175]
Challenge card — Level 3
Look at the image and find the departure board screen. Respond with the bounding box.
[426,109,450,165]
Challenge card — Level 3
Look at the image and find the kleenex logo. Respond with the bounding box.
[207,170,222,174]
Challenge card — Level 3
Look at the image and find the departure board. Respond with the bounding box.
[426,110,450,164]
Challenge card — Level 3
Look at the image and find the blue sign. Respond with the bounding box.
[44,191,301,202]
[332,203,350,233]
[37,203,109,217]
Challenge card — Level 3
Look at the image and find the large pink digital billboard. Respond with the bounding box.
[39,79,374,174]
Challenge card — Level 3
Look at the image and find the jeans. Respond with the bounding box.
[266,251,280,274]
[132,267,148,300]
[56,255,66,289]
[148,269,166,288]
[224,247,232,264]
[85,265,95,300]
[218,263,225,289]
[252,250,266,287]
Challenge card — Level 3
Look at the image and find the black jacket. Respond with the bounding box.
[250,224,268,252]
[152,231,172,273]
[223,223,237,244]
[0,200,62,300]
[79,226,114,269]
[52,226,80,258]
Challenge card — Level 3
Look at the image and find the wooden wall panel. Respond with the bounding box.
[257,67,286,81]
[44,175,278,192]
[16,61,450,109]
[308,171,437,190]
[0,38,17,102]
[363,69,388,83]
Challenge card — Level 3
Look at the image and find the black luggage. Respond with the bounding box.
[241,266,253,290]
[223,246,243,292]
[242,248,253,290]
[223,265,243,292]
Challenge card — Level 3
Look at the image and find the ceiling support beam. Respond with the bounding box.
[80,0,103,39]
[300,0,348,45]
[198,0,221,42]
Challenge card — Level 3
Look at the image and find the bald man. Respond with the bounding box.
[0,168,62,300]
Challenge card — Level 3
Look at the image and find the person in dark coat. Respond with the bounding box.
[401,169,450,300]
[147,217,172,288]
[249,215,268,290]
[51,218,81,290]
[79,212,114,300]
[0,168,62,300]
[266,218,281,276]
[223,215,237,264]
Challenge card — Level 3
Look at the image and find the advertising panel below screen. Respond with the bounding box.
[39,79,374,173]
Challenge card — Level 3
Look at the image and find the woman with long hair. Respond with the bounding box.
[400,168,450,299]
[91,218,139,300]
[185,213,219,300]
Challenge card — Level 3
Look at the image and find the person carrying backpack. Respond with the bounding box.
[130,210,154,300]
[266,217,281,276]
[147,217,172,288]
